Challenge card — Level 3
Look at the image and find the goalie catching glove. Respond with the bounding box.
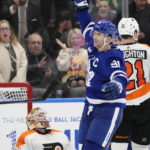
[101,80,123,100]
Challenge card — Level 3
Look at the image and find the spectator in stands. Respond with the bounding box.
[108,0,121,10]
[0,0,2,19]
[91,0,117,23]
[16,107,74,150]
[55,28,88,98]
[0,0,49,49]
[26,33,58,97]
[0,19,27,82]
[48,10,77,58]
[129,0,150,45]
[40,0,73,27]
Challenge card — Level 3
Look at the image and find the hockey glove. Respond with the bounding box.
[101,80,123,100]
[73,0,89,11]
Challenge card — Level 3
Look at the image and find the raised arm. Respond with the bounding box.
[74,0,97,46]
[74,0,92,31]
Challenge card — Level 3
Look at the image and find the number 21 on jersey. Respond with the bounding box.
[125,60,146,91]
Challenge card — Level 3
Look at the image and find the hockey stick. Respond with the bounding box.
[0,77,59,104]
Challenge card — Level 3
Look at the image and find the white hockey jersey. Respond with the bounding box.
[16,129,73,150]
[118,43,150,105]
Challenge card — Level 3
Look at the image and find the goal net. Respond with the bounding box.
[0,83,32,150]
[0,82,32,102]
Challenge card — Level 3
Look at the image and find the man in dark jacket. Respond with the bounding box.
[26,33,58,97]
[0,0,49,50]
[129,0,150,45]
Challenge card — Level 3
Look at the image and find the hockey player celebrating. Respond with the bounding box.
[72,0,128,150]
[111,18,150,150]
[16,107,73,150]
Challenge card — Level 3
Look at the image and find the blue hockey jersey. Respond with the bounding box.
[77,11,127,107]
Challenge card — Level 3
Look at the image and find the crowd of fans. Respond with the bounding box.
[0,0,150,98]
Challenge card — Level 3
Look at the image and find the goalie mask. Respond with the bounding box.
[118,18,139,36]
[26,107,50,129]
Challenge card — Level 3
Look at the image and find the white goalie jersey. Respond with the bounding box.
[16,129,73,150]
[118,43,150,105]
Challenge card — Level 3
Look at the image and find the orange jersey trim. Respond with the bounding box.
[126,84,150,100]
[114,136,129,139]
[51,129,61,133]
[140,43,150,48]
[16,130,36,147]
[16,129,61,147]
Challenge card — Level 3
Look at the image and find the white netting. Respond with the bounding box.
[0,83,32,102]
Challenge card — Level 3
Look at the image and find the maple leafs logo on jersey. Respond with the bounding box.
[86,58,95,87]
[111,60,120,68]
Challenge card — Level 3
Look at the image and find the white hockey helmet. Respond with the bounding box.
[26,107,50,129]
[118,18,139,36]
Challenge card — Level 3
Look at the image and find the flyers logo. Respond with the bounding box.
[43,142,63,150]
[111,60,120,68]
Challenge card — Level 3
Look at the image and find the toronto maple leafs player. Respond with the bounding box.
[72,0,128,150]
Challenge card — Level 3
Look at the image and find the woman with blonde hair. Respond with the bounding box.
[66,28,86,49]
[0,20,27,82]
[55,28,88,97]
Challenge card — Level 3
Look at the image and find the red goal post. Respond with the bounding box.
[0,82,32,112]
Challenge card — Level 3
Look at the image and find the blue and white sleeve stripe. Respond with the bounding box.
[110,70,127,81]
[83,22,95,39]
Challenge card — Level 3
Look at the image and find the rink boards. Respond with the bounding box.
[0,98,84,150]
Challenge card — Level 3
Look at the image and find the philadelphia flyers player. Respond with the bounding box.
[111,18,150,150]
[16,107,73,150]
[72,0,128,150]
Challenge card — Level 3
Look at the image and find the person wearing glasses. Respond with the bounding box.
[0,19,27,82]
